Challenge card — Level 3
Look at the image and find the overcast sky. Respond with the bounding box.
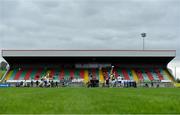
[0,0,180,78]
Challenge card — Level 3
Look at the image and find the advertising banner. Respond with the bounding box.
[0,83,10,87]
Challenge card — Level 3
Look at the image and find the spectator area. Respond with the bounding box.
[4,67,174,83]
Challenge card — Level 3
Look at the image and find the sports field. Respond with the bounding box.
[0,88,180,114]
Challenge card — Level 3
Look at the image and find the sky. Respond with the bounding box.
[0,0,180,78]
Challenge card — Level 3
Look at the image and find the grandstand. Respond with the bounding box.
[0,50,176,87]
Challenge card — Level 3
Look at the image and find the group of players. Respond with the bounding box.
[16,73,59,87]
[15,66,138,88]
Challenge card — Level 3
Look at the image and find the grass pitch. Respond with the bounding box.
[0,88,180,114]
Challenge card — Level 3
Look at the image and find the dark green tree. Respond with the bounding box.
[0,61,7,70]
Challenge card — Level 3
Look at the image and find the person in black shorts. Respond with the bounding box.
[36,80,39,87]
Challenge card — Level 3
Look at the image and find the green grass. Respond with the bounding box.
[0,88,180,114]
